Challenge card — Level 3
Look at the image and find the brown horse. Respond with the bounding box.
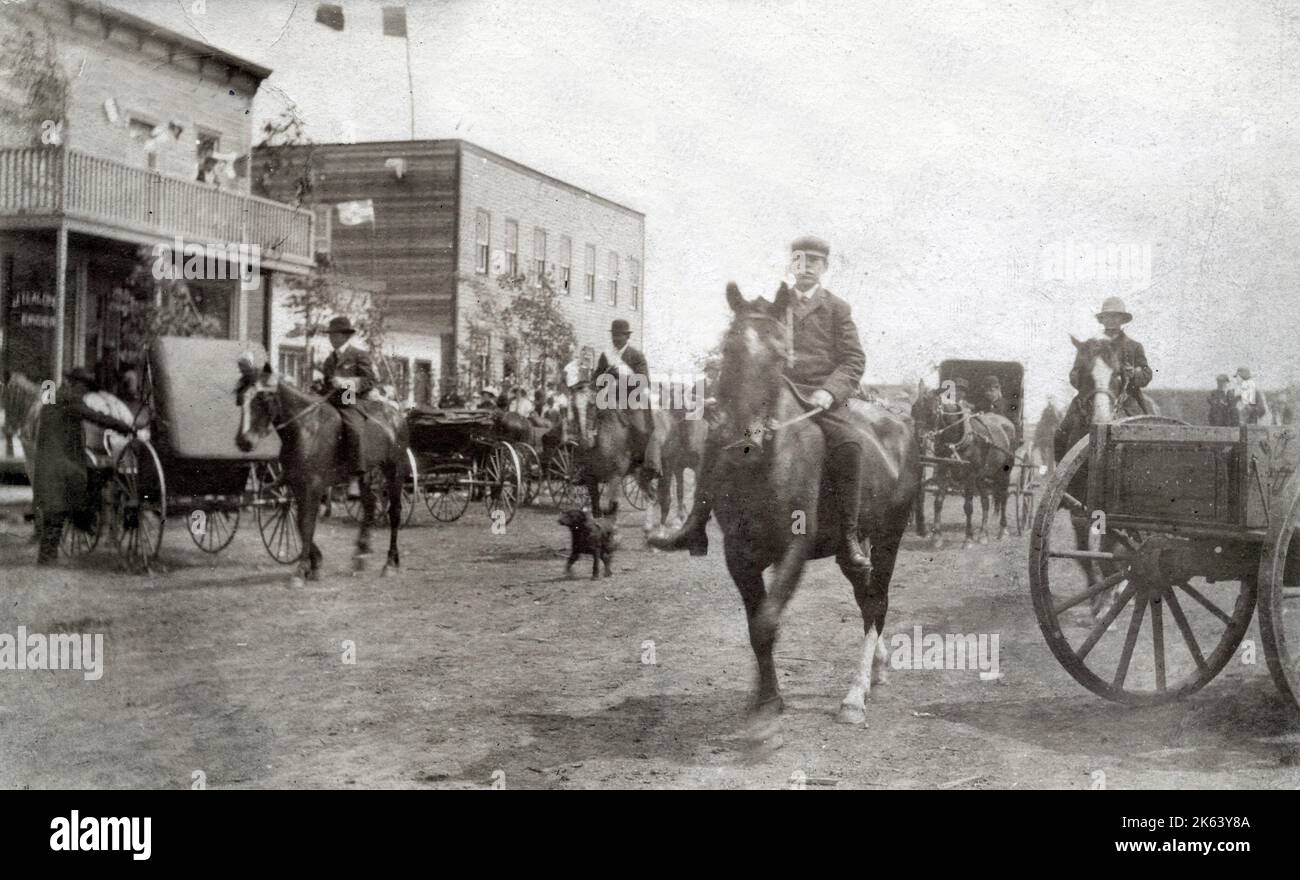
[655,407,707,527]
[715,282,921,736]
[235,363,407,581]
[913,391,1017,548]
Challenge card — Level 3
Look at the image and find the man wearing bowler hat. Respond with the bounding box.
[1071,296,1154,417]
[320,315,378,496]
[595,319,658,482]
[652,234,872,568]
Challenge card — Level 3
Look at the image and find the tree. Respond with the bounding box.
[108,247,222,368]
[0,17,69,147]
[456,270,577,397]
[251,108,316,207]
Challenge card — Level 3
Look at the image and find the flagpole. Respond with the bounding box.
[404,14,415,139]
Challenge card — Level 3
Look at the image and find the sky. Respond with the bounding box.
[107,0,1300,413]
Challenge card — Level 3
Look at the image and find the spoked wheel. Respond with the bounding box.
[516,443,543,506]
[424,461,473,522]
[61,508,102,557]
[482,441,522,525]
[546,440,588,509]
[112,438,166,573]
[253,462,301,565]
[187,502,240,553]
[1258,470,1300,713]
[1029,434,1256,705]
[622,472,653,511]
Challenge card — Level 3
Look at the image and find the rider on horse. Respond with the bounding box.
[1069,296,1153,417]
[319,316,377,498]
[651,235,871,568]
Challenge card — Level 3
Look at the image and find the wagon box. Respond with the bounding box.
[1087,422,1300,533]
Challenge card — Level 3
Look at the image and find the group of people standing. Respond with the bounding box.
[1208,368,1270,426]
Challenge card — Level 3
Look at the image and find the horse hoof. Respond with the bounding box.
[978,534,989,546]
[353,553,372,573]
[871,667,889,687]
[289,575,305,589]
[745,713,783,747]
[306,569,321,582]
[380,565,392,578]
[929,535,943,549]
[835,703,867,725]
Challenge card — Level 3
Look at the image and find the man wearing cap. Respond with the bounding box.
[974,375,1009,419]
[32,367,137,564]
[1208,374,1239,427]
[595,319,658,482]
[652,235,872,568]
[1070,297,1154,417]
[320,316,377,494]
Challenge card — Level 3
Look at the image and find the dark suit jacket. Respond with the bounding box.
[1069,331,1153,413]
[322,342,376,405]
[33,396,133,516]
[595,344,649,382]
[784,287,866,407]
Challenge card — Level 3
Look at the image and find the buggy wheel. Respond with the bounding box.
[112,438,166,573]
[61,508,101,557]
[1013,450,1035,536]
[424,461,472,522]
[622,472,653,511]
[1258,470,1300,713]
[516,442,542,506]
[546,440,588,509]
[187,502,239,554]
[1029,434,1256,705]
[483,441,521,525]
[253,462,301,565]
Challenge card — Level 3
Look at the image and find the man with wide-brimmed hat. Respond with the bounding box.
[595,318,659,483]
[320,315,378,494]
[1070,296,1154,417]
[651,234,872,568]
[32,367,137,564]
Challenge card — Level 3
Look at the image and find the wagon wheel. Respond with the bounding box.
[1029,433,1256,705]
[515,442,542,506]
[622,472,653,511]
[424,461,473,522]
[1257,470,1300,713]
[1013,448,1036,536]
[187,502,240,554]
[546,440,589,509]
[112,437,166,573]
[482,441,522,525]
[61,507,101,557]
[253,461,301,565]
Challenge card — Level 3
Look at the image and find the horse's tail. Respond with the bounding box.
[3,373,40,437]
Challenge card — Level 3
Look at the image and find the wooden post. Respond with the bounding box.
[54,222,67,378]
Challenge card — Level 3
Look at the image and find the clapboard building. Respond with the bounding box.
[251,139,645,403]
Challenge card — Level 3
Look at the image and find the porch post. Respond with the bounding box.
[54,222,67,378]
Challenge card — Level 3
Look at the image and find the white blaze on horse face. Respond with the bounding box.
[1089,347,1114,423]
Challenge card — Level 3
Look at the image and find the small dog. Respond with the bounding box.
[558,508,615,579]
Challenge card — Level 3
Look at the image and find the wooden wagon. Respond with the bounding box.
[59,337,294,570]
[406,407,524,525]
[1030,417,1300,711]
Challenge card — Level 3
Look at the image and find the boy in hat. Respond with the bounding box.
[320,316,377,495]
[652,234,872,568]
[595,319,658,482]
[32,368,137,564]
[1070,297,1154,417]
[1208,374,1239,427]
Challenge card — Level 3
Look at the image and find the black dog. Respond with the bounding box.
[558,508,615,579]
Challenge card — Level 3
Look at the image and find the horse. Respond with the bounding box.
[235,363,408,582]
[713,282,921,737]
[655,407,707,528]
[913,390,1017,548]
[1054,334,1157,617]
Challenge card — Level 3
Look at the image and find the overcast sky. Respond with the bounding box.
[111,0,1300,412]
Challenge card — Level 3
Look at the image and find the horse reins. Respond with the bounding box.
[721,406,822,451]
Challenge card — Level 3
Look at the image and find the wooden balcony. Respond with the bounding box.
[0,147,314,271]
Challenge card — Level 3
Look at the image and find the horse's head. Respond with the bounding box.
[1070,334,1122,423]
[235,362,281,452]
[913,387,967,452]
[717,282,792,450]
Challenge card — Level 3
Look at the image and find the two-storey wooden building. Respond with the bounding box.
[0,0,314,392]
[252,139,645,404]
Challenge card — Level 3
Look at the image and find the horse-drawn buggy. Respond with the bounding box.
[913,359,1039,545]
[1031,417,1300,712]
[58,337,297,571]
[406,407,529,524]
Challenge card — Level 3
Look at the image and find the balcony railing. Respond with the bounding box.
[0,147,313,269]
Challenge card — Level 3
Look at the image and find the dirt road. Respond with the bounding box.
[2,497,1298,789]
